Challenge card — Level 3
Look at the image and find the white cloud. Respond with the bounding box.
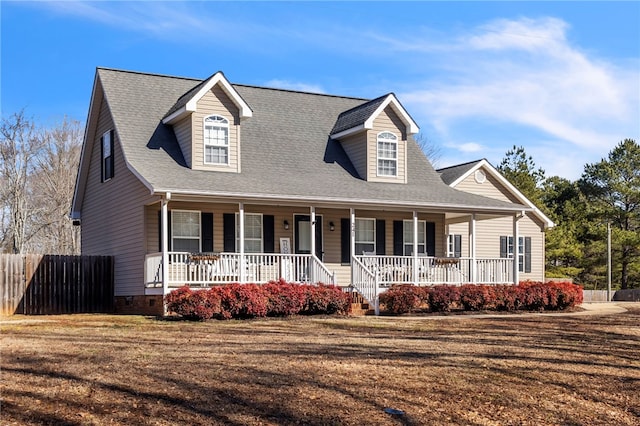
[454,142,484,153]
[263,79,325,94]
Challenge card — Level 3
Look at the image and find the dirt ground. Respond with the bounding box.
[2,304,639,426]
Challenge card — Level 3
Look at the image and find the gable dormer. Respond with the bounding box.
[162,72,252,172]
[330,94,419,183]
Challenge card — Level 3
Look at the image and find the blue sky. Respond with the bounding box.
[2,1,639,181]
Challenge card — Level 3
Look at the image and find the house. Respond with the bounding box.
[71,68,548,315]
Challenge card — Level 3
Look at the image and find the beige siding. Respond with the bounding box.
[455,168,520,203]
[368,106,407,183]
[173,116,192,168]
[339,133,367,179]
[192,85,240,172]
[81,96,157,296]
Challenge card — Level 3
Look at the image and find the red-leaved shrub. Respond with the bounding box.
[301,284,351,315]
[459,284,496,311]
[378,284,423,314]
[263,279,306,316]
[164,286,222,320]
[427,285,461,312]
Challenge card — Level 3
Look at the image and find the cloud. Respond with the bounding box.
[263,79,325,94]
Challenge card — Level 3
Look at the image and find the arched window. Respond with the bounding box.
[377,131,397,176]
[204,115,229,165]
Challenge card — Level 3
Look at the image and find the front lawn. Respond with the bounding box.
[2,306,639,425]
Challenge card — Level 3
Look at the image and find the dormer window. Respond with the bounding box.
[377,131,397,177]
[204,115,229,165]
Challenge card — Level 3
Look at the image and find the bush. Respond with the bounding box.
[379,284,423,314]
[459,284,496,311]
[165,281,351,320]
[427,285,461,312]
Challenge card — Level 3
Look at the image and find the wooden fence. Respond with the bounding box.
[0,254,114,315]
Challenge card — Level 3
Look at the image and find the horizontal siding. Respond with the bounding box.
[339,132,367,179]
[81,96,156,296]
[192,85,240,172]
[174,116,192,168]
[455,168,520,203]
[368,106,406,183]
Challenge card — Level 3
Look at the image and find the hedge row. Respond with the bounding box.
[165,279,351,320]
[379,281,583,315]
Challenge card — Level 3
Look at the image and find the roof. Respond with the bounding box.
[330,94,388,135]
[73,68,531,216]
[436,159,555,228]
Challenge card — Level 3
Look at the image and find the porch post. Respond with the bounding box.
[310,206,316,283]
[161,194,170,298]
[513,212,521,285]
[239,202,245,283]
[413,211,418,284]
[350,208,355,285]
[470,214,477,284]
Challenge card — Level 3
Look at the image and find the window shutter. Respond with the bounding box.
[109,130,115,179]
[393,221,403,256]
[454,234,462,258]
[100,135,105,182]
[340,218,350,263]
[524,237,532,273]
[426,222,436,256]
[263,215,275,253]
[201,213,214,252]
[376,219,386,255]
[158,210,172,252]
[223,213,235,252]
[500,236,507,258]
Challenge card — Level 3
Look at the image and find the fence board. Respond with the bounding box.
[0,254,114,315]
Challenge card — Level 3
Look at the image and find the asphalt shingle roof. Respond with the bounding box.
[96,68,527,212]
[330,94,388,135]
[436,160,484,185]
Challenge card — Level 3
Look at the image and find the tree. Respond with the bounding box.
[497,145,546,207]
[578,139,640,289]
[414,133,442,168]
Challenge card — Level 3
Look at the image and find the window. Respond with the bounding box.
[355,218,375,255]
[503,236,527,272]
[172,210,200,252]
[447,234,461,257]
[236,213,263,253]
[101,130,114,181]
[403,220,426,256]
[377,131,397,176]
[204,115,229,165]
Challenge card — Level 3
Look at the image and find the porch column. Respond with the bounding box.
[239,202,245,283]
[350,208,355,285]
[513,212,521,285]
[413,211,418,284]
[469,214,477,284]
[161,194,170,297]
[310,206,316,283]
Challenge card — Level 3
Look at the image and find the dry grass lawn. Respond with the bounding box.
[2,305,639,425]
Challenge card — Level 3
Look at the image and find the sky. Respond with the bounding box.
[2,1,639,181]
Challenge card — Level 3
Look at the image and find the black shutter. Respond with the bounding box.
[100,135,104,182]
[393,220,403,256]
[376,219,386,255]
[500,236,507,258]
[158,210,172,252]
[263,215,275,253]
[524,237,532,273]
[223,213,235,252]
[202,213,214,252]
[426,222,436,256]
[108,129,115,179]
[454,234,462,258]
[340,218,350,263]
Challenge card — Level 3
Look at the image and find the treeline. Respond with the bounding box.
[497,141,639,290]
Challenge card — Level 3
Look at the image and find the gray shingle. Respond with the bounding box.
[97,68,527,212]
[437,160,484,185]
[330,94,387,135]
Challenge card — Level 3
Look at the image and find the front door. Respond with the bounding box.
[294,215,323,259]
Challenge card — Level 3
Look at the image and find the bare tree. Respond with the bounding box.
[414,133,442,168]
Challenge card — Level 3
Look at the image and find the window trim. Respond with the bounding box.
[203,114,230,166]
[171,210,201,253]
[402,220,426,256]
[236,212,263,253]
[376,131,398,177]
[355,218,376,255]
[101,130,114,182]
[506,236,526,273]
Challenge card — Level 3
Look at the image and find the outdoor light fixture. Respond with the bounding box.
[283,220,289,230]
[329,221,335,231]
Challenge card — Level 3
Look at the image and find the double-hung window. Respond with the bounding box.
[204,115,229,165]
[355,218,375,255]
[236,213,263,253]
[447,234,462,258]
[504,236,526,272]
[403,220,426,256]
[377,131,397,176]
[172,210,201,252]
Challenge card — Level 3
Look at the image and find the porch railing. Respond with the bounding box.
[145,252,336,288]
[356,255,513,287]
[351,256,379,314]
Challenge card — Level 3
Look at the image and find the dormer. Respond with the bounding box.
[330,94,419,183]
[162,72,252,172]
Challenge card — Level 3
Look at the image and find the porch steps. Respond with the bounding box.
[349,292,375,316]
